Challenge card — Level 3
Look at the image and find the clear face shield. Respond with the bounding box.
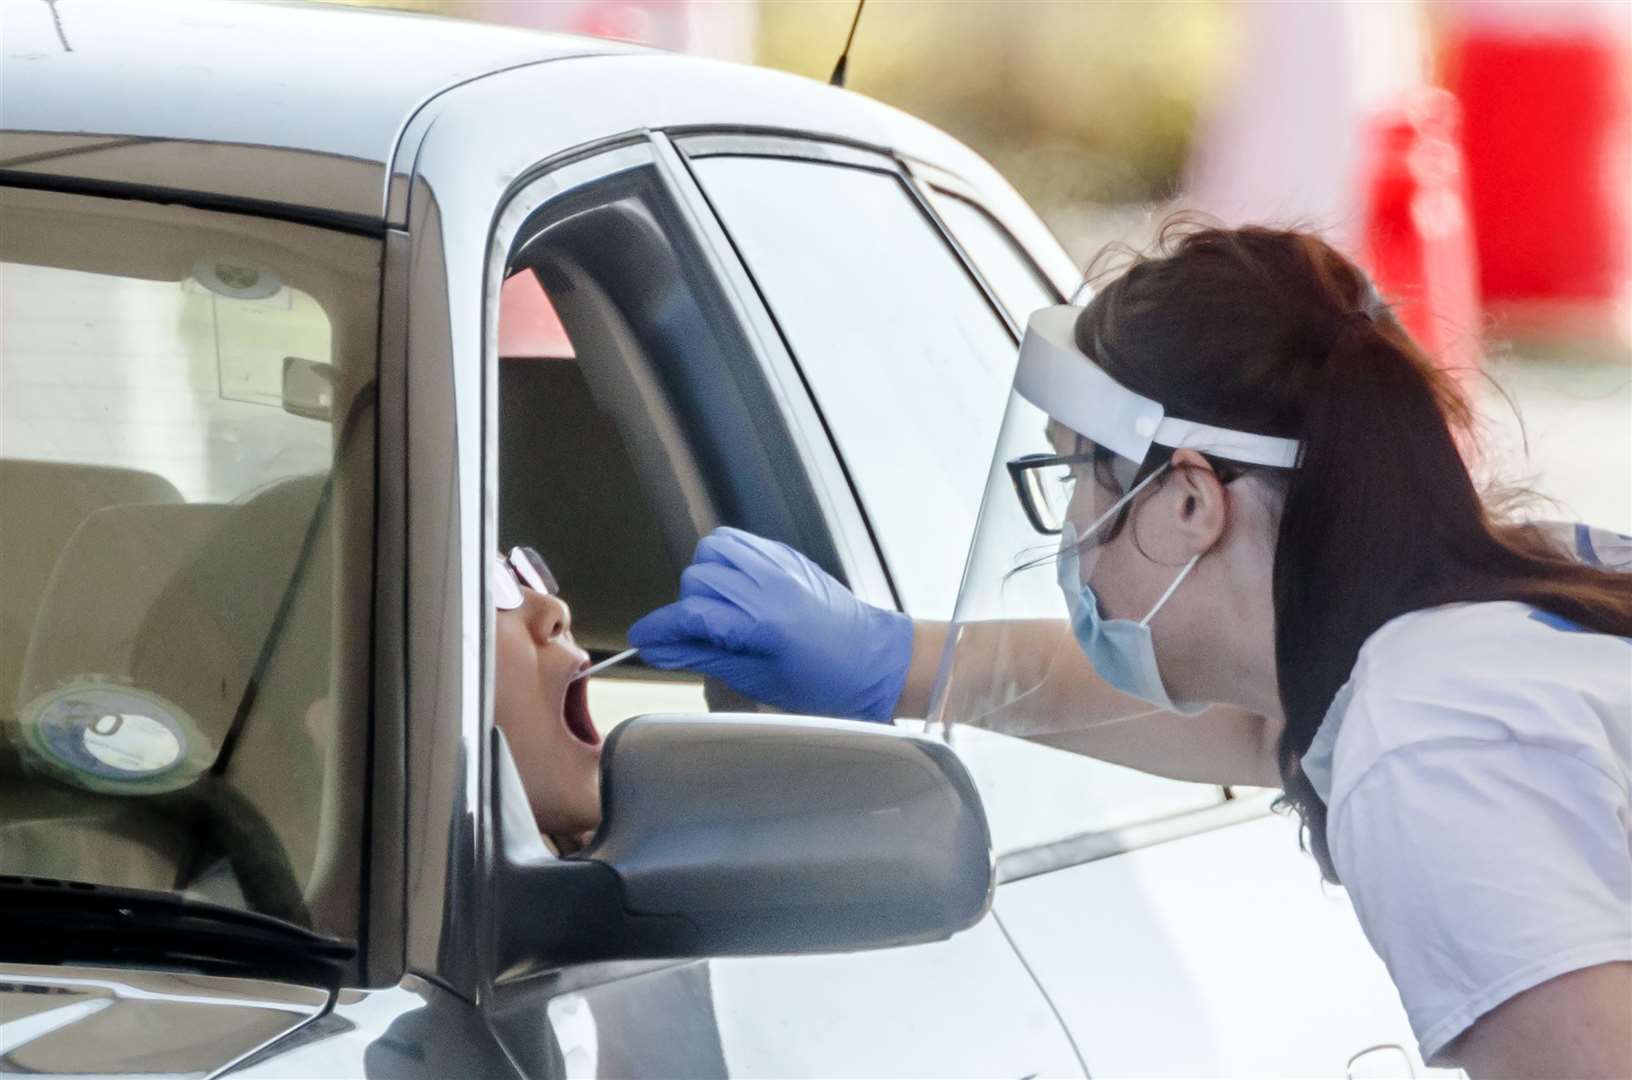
[925,306,1301,741]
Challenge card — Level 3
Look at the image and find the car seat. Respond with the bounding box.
[0,459,182,724]
[124,474,338,922]
[498,356,683,654]
[5,476,340,923]
[3,498,225,894]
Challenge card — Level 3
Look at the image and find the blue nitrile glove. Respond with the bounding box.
[628,526,914,723]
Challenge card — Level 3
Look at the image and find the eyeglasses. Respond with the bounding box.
[1007,450,1093,536]
[1009,438,1249,538]
[1008,435,1145,537]
[493,546,559,611]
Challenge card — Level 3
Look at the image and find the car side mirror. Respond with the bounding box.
[495,714,992,974]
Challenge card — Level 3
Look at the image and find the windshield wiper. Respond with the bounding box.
[0,878,355,985]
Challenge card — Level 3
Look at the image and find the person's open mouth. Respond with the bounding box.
[562,673,600,747]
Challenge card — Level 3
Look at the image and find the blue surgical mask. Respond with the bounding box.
[1056,472,1206,716]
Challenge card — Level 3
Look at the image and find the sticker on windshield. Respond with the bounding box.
[16,681,211,794]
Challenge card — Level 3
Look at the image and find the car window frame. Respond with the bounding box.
[913,178,1067,332]
[478,135,910,990]
[660,133,900,611]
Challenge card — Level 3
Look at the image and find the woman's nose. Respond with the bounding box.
[524,590,572,644]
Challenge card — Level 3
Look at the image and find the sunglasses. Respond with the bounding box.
[493,546,559,611]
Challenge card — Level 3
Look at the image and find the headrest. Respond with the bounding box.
[127,476,331,758]
[0,460,182,715]
[14,476,330,793]
[12,503,230,792]
[499,359,680,653]
[18,502,231,712]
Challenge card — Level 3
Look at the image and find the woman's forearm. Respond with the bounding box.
[891,619,950,719]
[1028,707,1283,788]
[895,617,1282,788]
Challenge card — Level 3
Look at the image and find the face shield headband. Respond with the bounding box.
[1015,306,1303,472]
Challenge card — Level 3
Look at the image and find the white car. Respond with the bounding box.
[0,1,1436,1076]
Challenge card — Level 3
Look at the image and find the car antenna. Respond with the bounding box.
[828,0,867,88]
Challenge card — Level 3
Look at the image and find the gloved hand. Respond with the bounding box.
[629,527,914,723]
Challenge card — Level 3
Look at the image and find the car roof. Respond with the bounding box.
[0,0,1058,266]
[0,0,634,226]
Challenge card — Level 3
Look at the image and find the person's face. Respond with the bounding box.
[1046,418,1183,622]
[1047,420,1105,552]
[493,571,602,837]
[1048,419,1134,589]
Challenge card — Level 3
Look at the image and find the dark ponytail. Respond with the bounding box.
[1079,220,1632,881]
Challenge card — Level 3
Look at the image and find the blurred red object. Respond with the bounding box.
[1443,15,1629,334]
[499,270,574,360]
[1355,88,1483,376]
[576,3,657,45]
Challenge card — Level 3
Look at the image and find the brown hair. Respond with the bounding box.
[1077,220,1632,880]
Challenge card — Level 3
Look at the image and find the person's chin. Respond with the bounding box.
[540,797,600,840]
[571,791,603,837]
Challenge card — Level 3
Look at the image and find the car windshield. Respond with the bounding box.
[0,187,379,937]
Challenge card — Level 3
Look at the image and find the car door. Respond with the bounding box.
[685,140,1447,1078]
[466,136,1083,1079]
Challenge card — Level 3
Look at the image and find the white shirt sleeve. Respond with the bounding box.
[1329,737,1632,1063]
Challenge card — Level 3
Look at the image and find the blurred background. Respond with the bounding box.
[314,0,1630,530]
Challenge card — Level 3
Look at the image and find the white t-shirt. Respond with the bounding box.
[1301,528,1632,1063]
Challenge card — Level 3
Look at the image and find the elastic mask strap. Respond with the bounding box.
[1078,461,1169,546]
[1139,554,1200,628]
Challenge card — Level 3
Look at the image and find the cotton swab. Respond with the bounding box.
[571,647,639,682]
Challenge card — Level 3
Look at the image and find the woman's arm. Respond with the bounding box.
[1444,962,1632,1079]
[633,529,1280,788]
[894,619,1281,788]
[892,618,951,718]
[1029,708,1282,788]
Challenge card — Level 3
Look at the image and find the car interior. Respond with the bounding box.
[0,187,374,933]
[496,162,854,728]
[0,469,350,923]
[497,274,700,660]
[0,461,202,896]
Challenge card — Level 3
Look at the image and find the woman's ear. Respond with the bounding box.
[1168,449,1228,555]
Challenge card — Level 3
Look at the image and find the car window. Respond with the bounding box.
[692,155,1017,621]
[0,187,378,934]
[928,188,1062,326]
[693,157,1224,854]
[488,150,866,877]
